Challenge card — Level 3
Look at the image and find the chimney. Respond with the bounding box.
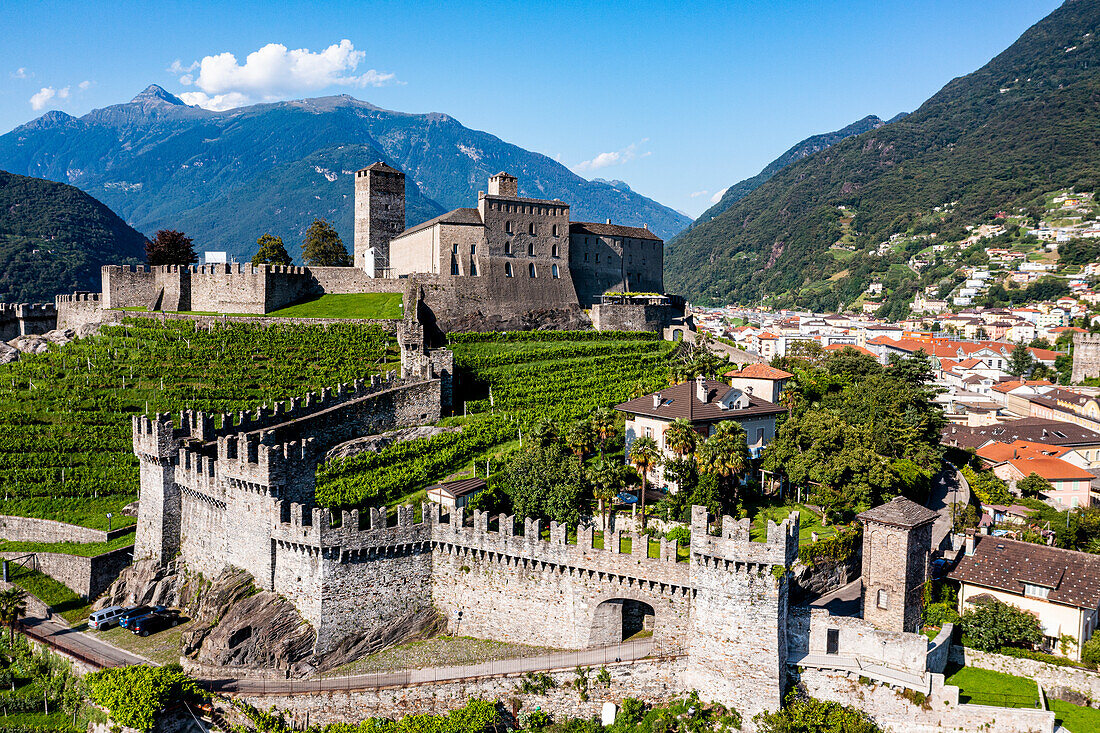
[606,218,612,224]
[643,223,649,230]
[652,392,661,408]
[965,533,975,556]
[696,374,707,403]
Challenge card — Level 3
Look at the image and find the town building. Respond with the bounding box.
[950,534,1100,660]
[425,477,486,510]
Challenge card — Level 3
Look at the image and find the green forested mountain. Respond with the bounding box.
[667,0,1100,308]
[0,88,689,263]
[0,170,146,302]
[682,114,897,234]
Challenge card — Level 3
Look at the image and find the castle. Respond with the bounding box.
[53,167,686,336]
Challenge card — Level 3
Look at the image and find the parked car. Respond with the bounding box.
[88,606,126,630]
[118,605,165,630]
[130,609,181,637]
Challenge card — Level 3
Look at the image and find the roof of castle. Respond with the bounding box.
[857,496,937,529]
[361,161,402,174]
[570,221,662,242]
[396,208,483,238]
[614,378,786,423]
[949,534,1100,610]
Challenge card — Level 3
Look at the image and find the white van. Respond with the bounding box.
[88,606,126,630]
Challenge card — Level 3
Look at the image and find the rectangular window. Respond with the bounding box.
[471,244,476,254]
[452,243,459,254]
[1023,583,1050,599]
[756,428,764,443]
[877,589,888,609]
[826,628,839,655]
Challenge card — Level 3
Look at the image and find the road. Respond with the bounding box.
[926,462,969,552]
[20,610,670,696]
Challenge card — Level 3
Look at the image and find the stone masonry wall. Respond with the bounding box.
[1073,333,1100,383]
[1,546,132,599]
[0,514,132,544]
[235,657,688,727]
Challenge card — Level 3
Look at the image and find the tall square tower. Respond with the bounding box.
[354,162,406,276]
[858,496,938,633]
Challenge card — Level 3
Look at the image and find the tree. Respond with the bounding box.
[664,418,698,459]
[589,408,617,458]
[500,444,587,527]
[589,459,628,530]
[1082,634,1100,669]
[529,418,560,448]
[1007,343,1035,377]
[301,218,352,267]
[1017,472,1053,498]
[0,587,28,643]
[565,419,597,462]
[697,421,750,507]
[628,436,663,529]
[251,234,292,266]
[145,229,197,266]
[754,692,882,733]
[959,597,1043,652]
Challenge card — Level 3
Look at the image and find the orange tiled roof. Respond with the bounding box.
[725,364,794,380]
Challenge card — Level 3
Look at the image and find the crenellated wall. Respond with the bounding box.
[0,302,58,340]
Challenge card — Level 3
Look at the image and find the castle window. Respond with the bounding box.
[584,253,589,263]
[596,254,601,263]
[552,224,559,236]
[552,244,559,257]
[505,220,513,234]
[877,589,888,609]
[505,241,512,255]
[471,244,476,254]
[529,263,537,278]
[451,258,460,275]
[529,222,537,235]
[826,628,839,655]
[505,262,514,277]
[552,264,560,279]
[471,259,479,276]
[452,243,459,254]
[528,242,535,256]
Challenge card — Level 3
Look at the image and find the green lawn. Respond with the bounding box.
[2,496,137,531]
[7,568,91,625]
[318,635,561,678]
[749,502,836,544]
[1050,699,1100,732]
[944,664,1039,708]
[267,293,404,319]
[92,619,195,665]
[0,532,134,557]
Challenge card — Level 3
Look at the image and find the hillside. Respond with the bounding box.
[0,170,146,302]
[667,0,1100,309]
[684,114,897,233]
[0,88,690,262]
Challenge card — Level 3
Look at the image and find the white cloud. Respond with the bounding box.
[575,139,651,172]
[29,86,70,111]
[710,187,729,204]
[690,190,709,199]
[78,80,93,91]
[174,40,398,110]
[10,67,30,79]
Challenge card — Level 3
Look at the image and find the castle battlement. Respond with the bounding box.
[689,506,799,569]
[132,415,179,460]
[55,292,100,304]
[218,434,316,491]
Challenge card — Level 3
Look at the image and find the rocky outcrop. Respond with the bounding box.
[326,425,462,461]
[305,608,445,675]
[7,324,104,356]
[789,552,862,603]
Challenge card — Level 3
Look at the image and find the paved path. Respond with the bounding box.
[926,462,969,552]
[213,638,666,695]
[21,616,147,668]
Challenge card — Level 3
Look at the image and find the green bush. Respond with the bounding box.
[1080,635,1100,669]
[84,665,206,732]
[924,602,960,628]
[665,526,691,545]
[798,524,862,567]
[754,693,882,733]
[959,597,1043,652]
[960,465,1012,506]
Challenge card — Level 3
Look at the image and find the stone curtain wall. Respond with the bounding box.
[0,303,58,340]
[786,607,940,678]
[55,293,108,330]
[797,668,1055,733]
[413,273,587,332]
[0,546,131,599]
[431,509,692,650]
[237,657,688,725]
[0,514,131,544]
[590,303,676,332]
[949,645,1100,702]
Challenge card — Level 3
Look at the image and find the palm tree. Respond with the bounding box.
[0,587,28,643]
[589,408,617,458]
[589,459,626,531]
[629,435,663,529]
[530,418,560,448]
[697,421,750,504]
[664,418,698,459]
[565,419,598,464]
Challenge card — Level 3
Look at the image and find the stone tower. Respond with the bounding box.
[132,415,183,563]
[487,171,518,197]
[857,496,937,633]
[355,162,406,276]
[1072,333,1100,383]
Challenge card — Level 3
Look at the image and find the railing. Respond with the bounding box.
[201,638,683,696]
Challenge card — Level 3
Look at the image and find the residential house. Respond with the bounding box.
[974,441,1095,508]
[725,364,793,404]
[950,535,1100,660]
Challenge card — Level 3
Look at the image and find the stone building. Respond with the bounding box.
[857,496,937,633]
[1072,332,1100,383]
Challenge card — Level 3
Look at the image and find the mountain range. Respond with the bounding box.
[0,170,146,302]
[667,0,1100,309]
[0,88,691,263]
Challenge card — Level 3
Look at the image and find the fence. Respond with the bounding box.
[201,638,683,696]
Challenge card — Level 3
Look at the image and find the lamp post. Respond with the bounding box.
[106,513,113,532]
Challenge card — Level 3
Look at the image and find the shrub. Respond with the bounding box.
[959,597,1042,652]
[84,665,206,732]
[798,523,862,566]
[665,526,691,545]
[754,693,881,733]
[1081,635,1100,669]
[924,602,960,628]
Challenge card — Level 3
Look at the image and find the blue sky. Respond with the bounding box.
[0,0,1063,217]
